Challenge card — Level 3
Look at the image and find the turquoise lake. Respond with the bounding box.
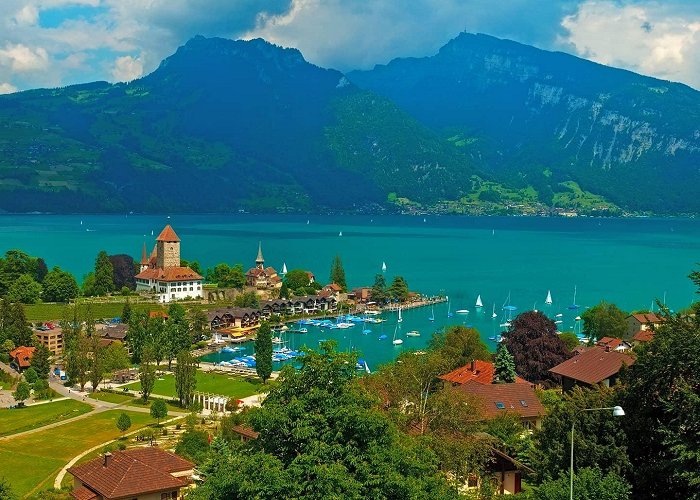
[0,214,697,370]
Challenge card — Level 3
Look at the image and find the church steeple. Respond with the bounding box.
[256,241,265,269]
[140,241,148,272]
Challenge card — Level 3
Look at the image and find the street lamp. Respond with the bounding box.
[570,406,625,500]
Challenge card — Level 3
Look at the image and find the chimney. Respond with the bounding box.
[605,345,611,352]
[470,360,475,372]
[103,452,112,467]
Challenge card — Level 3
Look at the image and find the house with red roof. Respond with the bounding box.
[68,447,194,500]
[626,312,664,340]
[245,242,282,290]
[135,225,203,303]
[439,360,530,386]
[454,380,546,430]
[9,346,35,371]
[549,347,635,392]
[595,337,632,352]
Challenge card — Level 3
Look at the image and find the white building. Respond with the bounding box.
[135,225,203,303]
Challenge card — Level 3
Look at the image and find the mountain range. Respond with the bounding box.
[1,33,699,215]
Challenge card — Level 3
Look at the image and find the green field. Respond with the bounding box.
[124,370,262,399]
[0,410,155,497]
[89,391,183,413]
[0,399,93,437]
[23,301,164,321]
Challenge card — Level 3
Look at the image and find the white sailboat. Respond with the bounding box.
[339,231,343,237]
[545,290,553,305]
[282,263,288,275]
[447,299,453,317]
[80,220,83,225]
[392,324,403,345]
[151,229,154,236]
[397,307,403,323]
[428,305,435,321]
[382,261,387,272]
[475,295,483,308]
[568,285,579,310]
[491,303,497,318]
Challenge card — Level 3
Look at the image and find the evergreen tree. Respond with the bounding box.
[329,255,347,292]
[30,343,51,380]
[255,321,273,383]
[371,273,387,304]
[2,302,33,347]
[139,346,157,402]
[127,310,148,363]
[279,281,290,299]
[388,276,410,302]
[116,412,132,435]
[35,258,48,283]
[493,342,516,383]
[93,250,114,296]
[165,304,190,369]
[121,300,132,324]
[175,350,198,408]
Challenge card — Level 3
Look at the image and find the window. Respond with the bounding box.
[495,401,506,410]
[520,400,528,407]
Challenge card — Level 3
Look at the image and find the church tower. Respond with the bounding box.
[256,241,265,270]
[156,225,181,269]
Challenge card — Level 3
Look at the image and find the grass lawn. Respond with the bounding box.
[0,410,156,497]
[0,399,93,437]
[124,370,262,399]
[23,302,163,322]
[89,391,185,413]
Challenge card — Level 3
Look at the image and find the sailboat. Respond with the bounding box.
[282,263,288,275]
[428,305,435,321]
[392,324,403,345]
[447,299,453,317]
[397,307,403,323]
[151,229,154,236]
[567,286,580,310]
[500,292,517,328]
[475,295,483,308]
[382,261,387,272]
[306,220,310,225]
[545,290,553,305]
[339,231,343,237]
[80,220,83,225]
[492,303,497,318]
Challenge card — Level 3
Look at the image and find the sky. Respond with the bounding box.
[1,0,700,94]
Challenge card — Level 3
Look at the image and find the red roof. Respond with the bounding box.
[71,486,98,500]
[135,266,202,282]
[633,329,655,342]
[148,311,168,319]
[439,360,529,385]
[629,313,664,324]
[156,225,180,242]
[326,283,342,292]
[549,347,635,385]
[455,380,546,419]
[68,448,193,499]
[231,425,260,439]
[10,346,35,368]
[596,337,623,349]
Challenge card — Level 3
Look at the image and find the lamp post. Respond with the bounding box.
[570,405,625,500]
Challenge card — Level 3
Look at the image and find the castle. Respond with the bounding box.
[135,225,203,303]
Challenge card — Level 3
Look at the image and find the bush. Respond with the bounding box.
[117,442,127,450]
[175,429,211,464]
[162,428,168,436]
[176,423,182,430]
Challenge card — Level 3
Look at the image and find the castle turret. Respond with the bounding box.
[140,242,148,272]
[156,225,181,269]
[256,241,265,270]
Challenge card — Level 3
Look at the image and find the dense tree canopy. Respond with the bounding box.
[208,263,246,289]
[329,255,347,292]
[582,301,628,340]
[428,325,492,371]
[535,467,631,500]
[0,250,43,296]
[503,311,570,387]
[0,299,33,347]
[93,250,114,296]
[370,273,387,304]
[7,274,42,304]
[388,275,410,302]
[284,269,311,292]
[108,254,136,290]
[42,266,79,302]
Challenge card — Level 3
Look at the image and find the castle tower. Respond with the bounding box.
[256,241,265,270]
[156,225,181,269]
[140,241,148,272]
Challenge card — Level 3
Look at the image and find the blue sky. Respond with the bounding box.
[1,0,700,94]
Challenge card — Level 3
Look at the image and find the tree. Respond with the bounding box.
[503,311,571,387]
[620,298,700,499]
[1,339,14,354]
[13,381,30,404]
[7,274,42,304]
[493,342,516,383]
[164,304,190,369]
[121,301,132,324]
[531,386,631,483]
[93,250,114,296]
[30,343,51,380]
[116,412,132,435]
[103,341,130,373]
[108,254,136,290]
[329,255,347,292]
[0,250,38,296]
[428,325,492,371]
[139,346,157,402]
[535,467,631,500]
[190,309,209,343]
[220,263,246,289]
[175,429,211,464]
[582,301,628,341]
[81,272,97,297]
[284,269,311,292]
[232,290,259,308]
[23,367,38,384]
[0,476,17,500]
[1,301,33,347]
[559,331,580,351]
[42,267,79,302]
[255,321,273,383]
[388,276,410,302]
[150,398,168,426]
[174,350,198,408]
[370,273,387,304]
[35,258,48,283]
[127,310,148,363]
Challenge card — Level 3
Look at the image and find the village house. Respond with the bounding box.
[207,307,261,331]
[134,225,204,303]
[455,380,546,430]
[463,441,534,496]
[68,448,194,500]
[319,283,347,302]
[245,242,282,290]
[349,287,372,304]
[548,346,635,392]
[595,336,632,352]
[9,346,35,372]
[439,360,531,386]
[632,328,655,345]
[625,312,664,340]
[258,296,337,318]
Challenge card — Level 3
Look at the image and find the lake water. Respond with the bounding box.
[1,214,697,369]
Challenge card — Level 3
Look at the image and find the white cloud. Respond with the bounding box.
[111,54,143,82]
[12,5,38,26]
[0,43,49,72]
[560,1,700,88]
[0,82,18,94]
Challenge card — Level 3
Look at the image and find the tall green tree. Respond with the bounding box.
[127,310,148,363]
[116,412,132,435]
[0,250,38,296]
[30,343,51,380]
[370,273,387,304]
[255,321,273,383]
[42,266,79,302]
[150,398,168,426]
[329,255,347,292]
[428,325,492,371]
[535,467,631,500]
[93,250,114,296]
[582,301,628,340]
[174,350,198,408]
[0,476,17,500]
[88,334,107,392]
[388,276,410,302]
[7,274,42,304]
[12,381,30,404]
[164,304,190,369]
[493,342,516,383]
[0,301,33,347]
[190,309,209,343]
[279,281,290,299]
[139,346,157,403]
[121,301,132,324]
